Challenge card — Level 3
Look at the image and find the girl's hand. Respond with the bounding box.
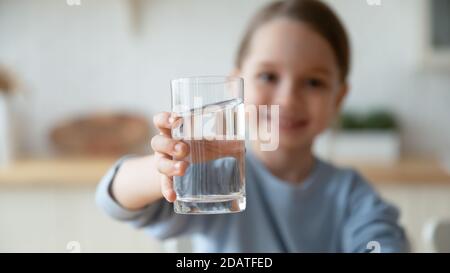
[151,112,190,202]
[151,112,244,202]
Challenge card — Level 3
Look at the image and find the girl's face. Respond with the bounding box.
[238,18,348,150]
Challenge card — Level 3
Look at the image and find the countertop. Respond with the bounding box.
[0,156,449,187]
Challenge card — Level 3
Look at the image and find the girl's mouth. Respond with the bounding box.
[266,115,310,132]
[279,117,309,131]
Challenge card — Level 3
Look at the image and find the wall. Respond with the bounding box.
[0,0,449,157]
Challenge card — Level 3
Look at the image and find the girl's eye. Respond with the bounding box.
[305,78,325,89]
[257,72,278,84]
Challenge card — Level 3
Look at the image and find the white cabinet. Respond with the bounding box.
[0,186,165,252]
[377,184,450,252]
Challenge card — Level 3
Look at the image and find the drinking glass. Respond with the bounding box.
[171,76,245,214]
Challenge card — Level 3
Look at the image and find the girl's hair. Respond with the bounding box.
[235,0,350,82]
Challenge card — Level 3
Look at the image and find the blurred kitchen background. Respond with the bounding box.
[1,0,450,252]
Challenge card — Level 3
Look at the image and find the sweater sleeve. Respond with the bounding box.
[341,172,410,253]
[95,156,209,240]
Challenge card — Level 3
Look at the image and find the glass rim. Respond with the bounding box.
[171,75,243,85]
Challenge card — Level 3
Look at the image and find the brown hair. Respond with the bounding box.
[235,0,351,82]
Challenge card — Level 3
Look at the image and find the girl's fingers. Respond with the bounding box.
[153,112,171,136]
[150,134,189,159]
[156,157,189,177]
[154,151,168,159]
[161,175,176,202]
[153,112,181,136]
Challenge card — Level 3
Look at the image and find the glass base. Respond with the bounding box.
[174,195,246,214]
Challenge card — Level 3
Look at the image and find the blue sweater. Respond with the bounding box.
[96,150,409,252]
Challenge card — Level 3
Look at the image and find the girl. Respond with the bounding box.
[96,0,409,252]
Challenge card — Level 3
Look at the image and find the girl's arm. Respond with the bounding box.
[111,155,162,210]
[108,112,190,210]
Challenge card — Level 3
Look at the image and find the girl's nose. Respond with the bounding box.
[274,79,305,111]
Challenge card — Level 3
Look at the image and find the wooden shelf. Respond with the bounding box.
[334,157,450,185]
[0,157,117,187]
[0,156,449,187]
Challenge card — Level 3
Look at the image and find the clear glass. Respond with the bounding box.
[171,76,246,214]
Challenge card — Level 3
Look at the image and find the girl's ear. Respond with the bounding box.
[334,82,349,113]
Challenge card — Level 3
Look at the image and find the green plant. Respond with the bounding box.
[337,110,398,131]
